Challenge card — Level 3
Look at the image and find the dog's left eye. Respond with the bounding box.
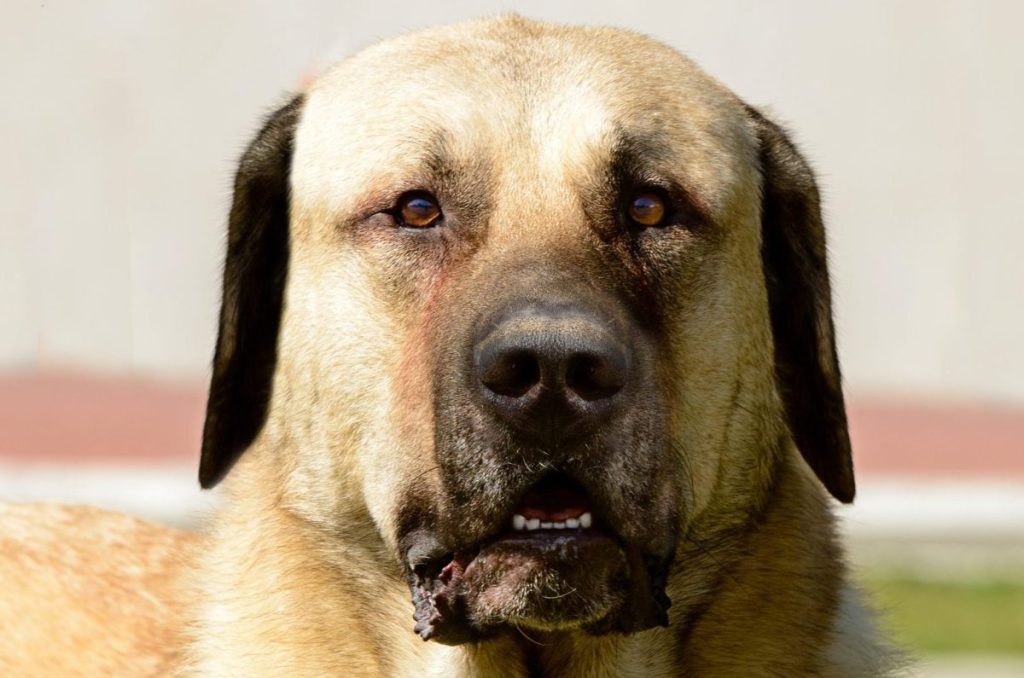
[394,191,443,228]
[626,191,667,228]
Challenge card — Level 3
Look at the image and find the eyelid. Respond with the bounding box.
[350,181,440,220]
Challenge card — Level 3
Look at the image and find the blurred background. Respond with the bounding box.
[2,1,1022,675]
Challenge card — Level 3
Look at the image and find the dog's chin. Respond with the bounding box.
[458,531,628,632]
[410,529,671,645]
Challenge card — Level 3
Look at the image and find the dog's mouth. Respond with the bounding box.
[509,471,594,531]
[408,472,672,644]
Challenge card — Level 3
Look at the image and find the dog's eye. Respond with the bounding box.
[395,191,442,228]
[626,191,667,228]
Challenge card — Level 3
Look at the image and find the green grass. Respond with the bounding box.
[861,574,1024,655]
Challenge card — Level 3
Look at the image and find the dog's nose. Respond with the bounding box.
[474,306,629,440]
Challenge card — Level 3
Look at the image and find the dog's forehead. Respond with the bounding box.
[291,17,753,223]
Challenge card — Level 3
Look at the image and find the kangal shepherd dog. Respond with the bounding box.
[1,15,898,677]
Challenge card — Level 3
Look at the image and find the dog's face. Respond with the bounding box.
[199,17,854,644]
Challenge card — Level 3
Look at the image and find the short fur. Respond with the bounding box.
[0,16,897,676]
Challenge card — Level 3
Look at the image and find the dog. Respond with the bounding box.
[1,15,897,676]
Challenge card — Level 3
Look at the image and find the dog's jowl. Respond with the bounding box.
[0,16,898,677]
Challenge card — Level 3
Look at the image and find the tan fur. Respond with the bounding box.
[0,504,197,676]
[0,16,897,676]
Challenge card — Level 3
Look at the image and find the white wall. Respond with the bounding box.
[2,1,1022,403]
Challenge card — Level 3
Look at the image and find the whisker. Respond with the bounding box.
[540,587,578,600]
[512,622,548,646]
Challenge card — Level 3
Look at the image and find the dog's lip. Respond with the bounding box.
[478,526,612,555]
[411,525,626,643]
[483,473,612,554]
[456,527,619,591]
[427,527,615,582]
[406,472,616,575]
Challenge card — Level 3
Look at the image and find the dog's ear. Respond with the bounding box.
[199,94,304,489]
[747,106,855,503]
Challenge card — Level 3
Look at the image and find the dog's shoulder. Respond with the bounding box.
[0,502,198,676]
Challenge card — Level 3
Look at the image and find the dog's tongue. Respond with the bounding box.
[516,474,590,521]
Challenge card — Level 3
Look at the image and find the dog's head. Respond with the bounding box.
[199,17,853,644]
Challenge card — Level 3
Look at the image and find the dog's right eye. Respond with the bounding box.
[394,191,443,229]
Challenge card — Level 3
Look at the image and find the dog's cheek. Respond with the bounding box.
[262,250,405,529]
[278,221,460,544]
[377,264,466,547]
[657,221,780,523]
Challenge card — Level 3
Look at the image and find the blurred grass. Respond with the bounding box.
[863,574,1024,655]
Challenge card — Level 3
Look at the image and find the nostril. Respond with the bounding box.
[565,352,625,401]
[481,350,541,398]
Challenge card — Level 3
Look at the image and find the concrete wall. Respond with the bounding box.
[3,0,1022,403]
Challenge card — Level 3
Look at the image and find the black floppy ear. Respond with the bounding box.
[199,94,304,489]
[748,106,855,503]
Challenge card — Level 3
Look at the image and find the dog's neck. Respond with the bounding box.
[184,452,889,677]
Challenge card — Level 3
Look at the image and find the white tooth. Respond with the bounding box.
[566,518,580,529]
[526,518,541,531]
[580,512,593,529]
[540,521,553,529]
[512,514,526,531]
[552,521,566,529]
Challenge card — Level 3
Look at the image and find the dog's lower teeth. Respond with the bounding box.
[512,514,589,532]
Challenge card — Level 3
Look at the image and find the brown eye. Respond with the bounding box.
[627,192,667,227]
[395,191,442,228]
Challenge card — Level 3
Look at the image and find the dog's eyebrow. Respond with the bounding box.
[422,131,457,184]
[611,128,675,169]
[423,128,492,188]
[419,129,494,224]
